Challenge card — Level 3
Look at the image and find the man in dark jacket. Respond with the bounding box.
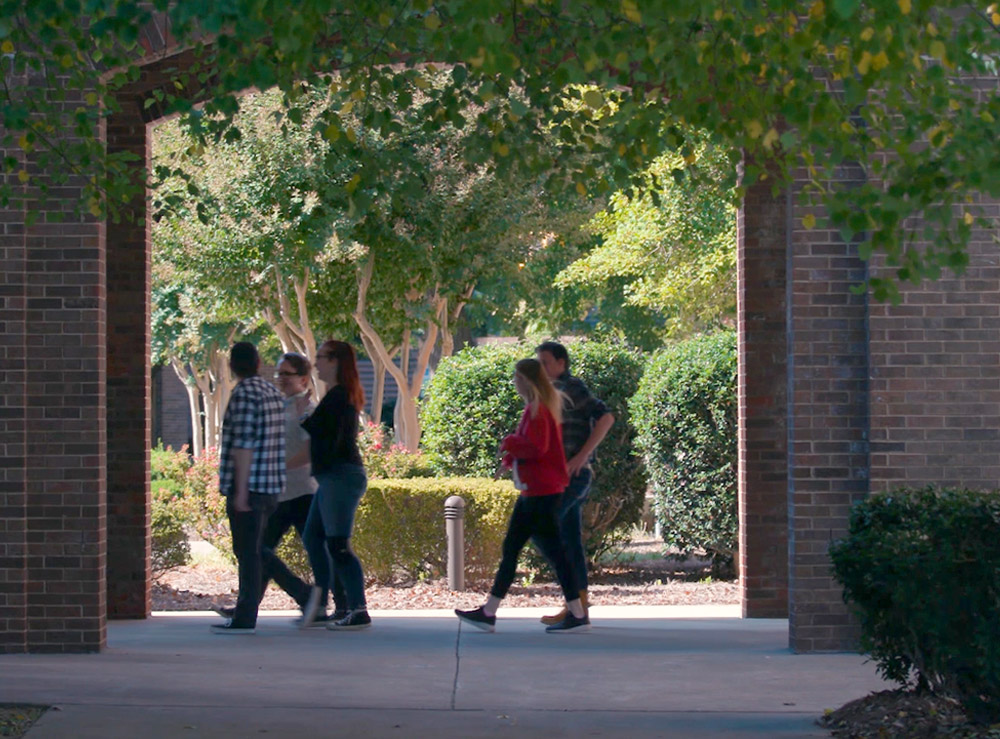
[535,341,615,625]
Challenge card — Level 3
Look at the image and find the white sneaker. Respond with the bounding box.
[299,586,323,630]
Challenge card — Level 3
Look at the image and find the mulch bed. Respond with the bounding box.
[819,690,1000,739]
[153,546,740,611]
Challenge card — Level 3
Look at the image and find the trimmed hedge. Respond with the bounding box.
[830,487,1000,723]
[275,477,518,585]
[421,340,647,561]
[630,330,737,573]
[355,477,518,583]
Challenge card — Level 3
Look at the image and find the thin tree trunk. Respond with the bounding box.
[170,357,204,457]
[353,256,438,451]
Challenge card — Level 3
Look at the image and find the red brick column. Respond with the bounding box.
[786,167,870,652]
[0,143,28,654]
[737,178,789,618]
[105,98,152,619]
[22,88,109,653]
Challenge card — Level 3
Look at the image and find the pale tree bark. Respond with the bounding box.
[358,333,400,426]
[262,267,325,398]
[168,341,236,457]
[439,283,475,359]
[353,255,444,451]
[170,357,204,458]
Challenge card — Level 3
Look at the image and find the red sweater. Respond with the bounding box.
[500,404,569,496]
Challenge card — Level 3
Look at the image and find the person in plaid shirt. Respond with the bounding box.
[212,342,286,635]
[535,341,615,627]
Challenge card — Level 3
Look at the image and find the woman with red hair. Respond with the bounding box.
[300,339,372,630]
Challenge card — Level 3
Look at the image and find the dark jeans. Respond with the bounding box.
[557,467,593,592]
[227,493,279,628]
[490,494,578,602]
[260,494,344,611]
[303,464,368,611]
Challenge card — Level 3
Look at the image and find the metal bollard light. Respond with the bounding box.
[444,495,466,591]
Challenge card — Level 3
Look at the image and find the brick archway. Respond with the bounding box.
[3,25,998,654]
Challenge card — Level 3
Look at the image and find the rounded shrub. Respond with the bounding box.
[630,330,737,573]
[830,487,1000,724]
[420,342,526,477]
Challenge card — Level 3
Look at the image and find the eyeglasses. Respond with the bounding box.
[274,371,303,378]
[315,353,332,360]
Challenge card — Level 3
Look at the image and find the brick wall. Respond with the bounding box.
[0,126,28,654]
[737,177,789,619]
[868,77,1000,494]
[105,97,151,620]
[19,76,108,653]
[785,166,871,652]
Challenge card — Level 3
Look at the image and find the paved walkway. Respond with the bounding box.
[1,605,887,738]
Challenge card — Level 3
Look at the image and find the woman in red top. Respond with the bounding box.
[455,358,590,633]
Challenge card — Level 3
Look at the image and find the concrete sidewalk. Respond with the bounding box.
[1,605,887,738]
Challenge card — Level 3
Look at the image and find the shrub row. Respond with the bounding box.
[830,487,1000,724]
[246,478,518,586]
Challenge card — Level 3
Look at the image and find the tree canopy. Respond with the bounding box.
[2,1,999,298]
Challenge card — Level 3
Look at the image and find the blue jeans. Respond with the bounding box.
[558,467,593,592]
[303,464,368,610]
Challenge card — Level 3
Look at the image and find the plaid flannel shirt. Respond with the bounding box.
[553,371,610,463]
[219,375,286,497]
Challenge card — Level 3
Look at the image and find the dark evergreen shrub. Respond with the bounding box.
[830,487,1000,724]
[630,330,737,574]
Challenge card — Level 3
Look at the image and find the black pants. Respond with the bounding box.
[227,494,278,628]
[490,494,578,602]
[260,494,321,608]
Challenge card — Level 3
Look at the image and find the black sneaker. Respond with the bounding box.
[294,612,337,628]
[544,612,591,633]
[210,619,256,635]
[326,609,372,631]
[298,586,323,629]
[454,606,496,633]
[212,605,235,619]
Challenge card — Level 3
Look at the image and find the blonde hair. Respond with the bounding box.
[514,358,563,425]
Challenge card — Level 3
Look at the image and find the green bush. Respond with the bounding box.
[354,477,518,584]
[630,330,737,574]
[421,340,647,562]
[562,340,647,561]
[829,487,1000,724]
[151,479,191,573]
[179,446,233,564]
[421,343,525,477]
[150,444,192,574]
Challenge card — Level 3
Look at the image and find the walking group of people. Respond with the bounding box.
[211,338,612,637]
[212,340,370,634]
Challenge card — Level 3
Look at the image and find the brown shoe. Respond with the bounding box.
[540,607,568,626]
[541,589,590,625]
